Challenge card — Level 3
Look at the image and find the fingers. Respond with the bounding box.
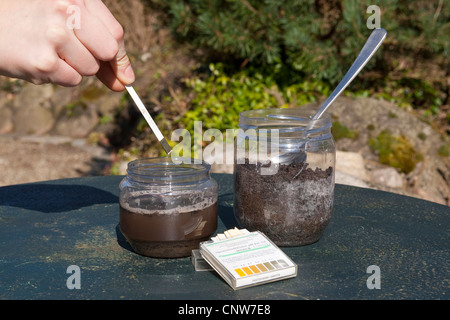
[83,0,124,42]
[48,60,83,87]
[76,0,135,90]
[96,60,127,92]
[30,49,82,87]
[47,25,100,77]
[96,42,135,92]
[94,39,135,92]
[42,0,135,90]
[71,1,119,62]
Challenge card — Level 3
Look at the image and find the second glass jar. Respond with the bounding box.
[233,107,336,246]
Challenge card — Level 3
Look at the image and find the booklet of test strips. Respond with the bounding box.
[199,228,297,290]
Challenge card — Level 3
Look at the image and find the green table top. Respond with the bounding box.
[0,174,448,300]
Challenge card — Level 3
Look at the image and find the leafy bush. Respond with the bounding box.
[142,0,450,154]
[177,63,331,133]
[148,1,448,80]
[180,64,278,132]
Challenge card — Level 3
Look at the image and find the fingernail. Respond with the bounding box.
[123,65,135,83]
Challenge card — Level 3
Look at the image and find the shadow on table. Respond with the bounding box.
[115,224,134,252]
[0,183,118,213]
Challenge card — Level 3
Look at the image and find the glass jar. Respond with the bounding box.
[119,157,218,258]
[233,107,335,246]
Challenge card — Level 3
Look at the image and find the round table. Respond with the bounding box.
[0,174,448,300]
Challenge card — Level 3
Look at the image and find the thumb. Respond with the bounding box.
[112,40,135,85]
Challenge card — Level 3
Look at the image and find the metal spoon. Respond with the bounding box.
[271,28,387,165]
[313,28,387,120]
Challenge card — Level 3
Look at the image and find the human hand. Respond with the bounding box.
[0,0,135,91]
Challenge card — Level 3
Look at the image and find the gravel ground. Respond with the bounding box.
[0,135,112,186]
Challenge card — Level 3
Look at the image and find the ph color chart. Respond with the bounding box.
[234,259,290,277]
[200,231,297,290]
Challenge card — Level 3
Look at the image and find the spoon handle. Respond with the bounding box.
[312,28,387,120]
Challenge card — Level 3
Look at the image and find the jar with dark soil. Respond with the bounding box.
[119,157,218,258]
[234,108,335,246]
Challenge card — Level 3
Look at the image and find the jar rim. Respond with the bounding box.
[127,157,211,184]
[239,107,331,133]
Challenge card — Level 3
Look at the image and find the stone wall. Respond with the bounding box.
[0,80,125,138]
[308,97,450,206]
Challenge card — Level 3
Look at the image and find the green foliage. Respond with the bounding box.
[369,130,423,174]
[331,121,359,141]
[368,78,445,113]
[148,0,449,113]
[178,63,331,133]
[81,84,107,101]
[63,101,88,118]
[417,132,427,141]
[149,0,449,78]
[438,142,450,157]
[180,63,277,132]
[150,0,343,83]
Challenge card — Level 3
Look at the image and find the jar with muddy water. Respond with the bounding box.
[119,157,218,258]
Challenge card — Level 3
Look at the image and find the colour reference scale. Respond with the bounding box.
[197,228,297,290]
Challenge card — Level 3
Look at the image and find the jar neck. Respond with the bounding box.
[126,157,211,186]
[238,107,332,145]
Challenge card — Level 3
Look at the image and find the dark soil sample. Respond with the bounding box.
[234,160,334,246]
